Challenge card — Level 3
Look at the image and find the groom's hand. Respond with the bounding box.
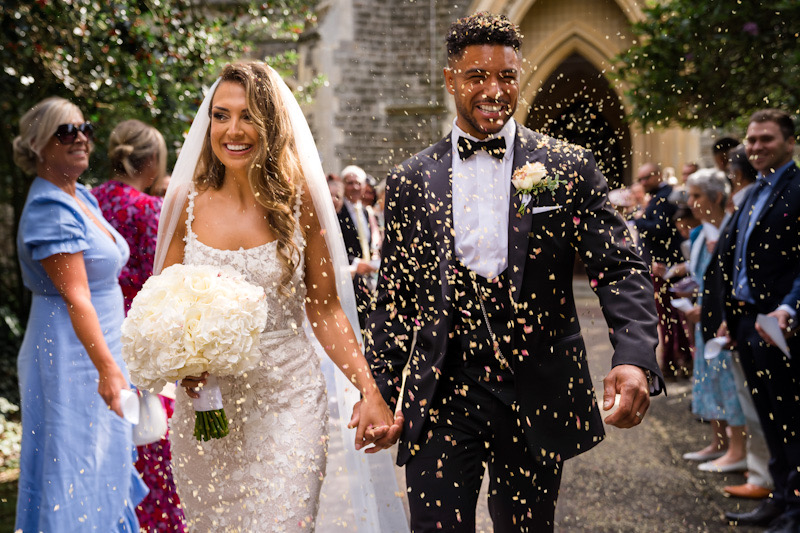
[367,411,404,454]
[602,364,649,428]
[348,399,403,453]
[348,399,388,451]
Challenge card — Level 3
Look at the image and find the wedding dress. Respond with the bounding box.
[159,68,409,533]
[170,185,329,531]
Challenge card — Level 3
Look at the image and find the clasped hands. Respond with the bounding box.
[348,391,404,454]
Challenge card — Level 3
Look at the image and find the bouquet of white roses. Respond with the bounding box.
[122,264,268,441]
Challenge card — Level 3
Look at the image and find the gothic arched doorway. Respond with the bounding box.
[526,54,631,188]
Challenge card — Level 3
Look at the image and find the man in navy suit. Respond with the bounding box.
[633,162,684,267]
[718,110,800,533]
[633,162,692,379]
[363,12,663,532]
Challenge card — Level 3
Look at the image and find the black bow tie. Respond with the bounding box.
[457,136,506,160]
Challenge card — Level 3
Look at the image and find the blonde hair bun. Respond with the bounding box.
[107,119,167,181]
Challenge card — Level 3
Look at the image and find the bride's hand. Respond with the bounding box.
[348,391,401,453]
[369,410,403,454]
[181,371,209,399]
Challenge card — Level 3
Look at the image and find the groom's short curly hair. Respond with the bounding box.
[446,12,522,60]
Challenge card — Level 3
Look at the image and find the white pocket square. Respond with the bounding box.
[531,205,562,214]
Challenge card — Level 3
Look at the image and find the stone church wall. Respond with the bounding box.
[306,0,466,180]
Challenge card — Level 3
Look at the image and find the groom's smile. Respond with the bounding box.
[444,44,520,139]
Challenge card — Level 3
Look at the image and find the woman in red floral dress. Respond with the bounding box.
[93,119,187,532]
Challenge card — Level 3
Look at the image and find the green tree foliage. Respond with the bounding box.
[615,0,799,130]
[0,0,317,380]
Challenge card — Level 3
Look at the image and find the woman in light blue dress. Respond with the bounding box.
[13,97,147,532]
[681,169,746,473]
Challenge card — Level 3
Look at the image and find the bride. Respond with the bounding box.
[155,61,402,531]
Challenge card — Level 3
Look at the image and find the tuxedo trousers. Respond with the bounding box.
[734,311,800,512]
[405,374,563,532]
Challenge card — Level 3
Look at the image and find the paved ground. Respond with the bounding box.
[550,279,763,533]
[318,277,768,532]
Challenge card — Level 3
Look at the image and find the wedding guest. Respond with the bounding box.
[674,205,699,264]
[337,164,377,327]
[94,120,166,312]
[363,174,383,261]
[634,162,692,379]
[681,162,700,184]
[663,206,700,293]
[328,178,344,213]
[725,145,758,213]
[362,173,377,207]
[628,180,648,218]
[13,97,147,532]
[92,119,187,532]
[716,110,800,530]
[718,144,773,500]
[373,179,386,236]
[673,205,700,242]
[680,169,747,473]
[712,137,739,172]
[149,172,171,197]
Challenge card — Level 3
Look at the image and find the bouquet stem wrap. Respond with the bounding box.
[191,375,228,440]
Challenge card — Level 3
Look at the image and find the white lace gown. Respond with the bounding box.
[170,189,328,532]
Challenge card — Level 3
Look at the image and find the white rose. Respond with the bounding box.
[527,162,547,184]
[512,162,547,191]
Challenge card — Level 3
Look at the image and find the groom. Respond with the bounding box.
[365,12,664,532]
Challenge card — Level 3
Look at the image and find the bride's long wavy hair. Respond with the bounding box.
[195,62,303,295]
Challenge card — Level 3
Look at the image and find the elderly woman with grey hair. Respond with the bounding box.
[680,168,747,473]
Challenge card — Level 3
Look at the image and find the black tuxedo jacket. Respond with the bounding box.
[716,163,800,334]
[365,125,662,466]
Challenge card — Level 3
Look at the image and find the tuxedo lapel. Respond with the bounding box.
[507,128,541,302]
[424,137,456,305]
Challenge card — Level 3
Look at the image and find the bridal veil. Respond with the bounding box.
[153,65,408,532]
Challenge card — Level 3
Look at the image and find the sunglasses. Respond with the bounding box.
[54,122,94,144]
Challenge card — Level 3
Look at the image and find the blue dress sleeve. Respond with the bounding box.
[22,192,90,261]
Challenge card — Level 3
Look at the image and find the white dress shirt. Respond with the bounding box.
[451,118,516,279]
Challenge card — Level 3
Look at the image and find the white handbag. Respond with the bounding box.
[133,390,168,446]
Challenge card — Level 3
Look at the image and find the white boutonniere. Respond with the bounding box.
[511,162,566,214]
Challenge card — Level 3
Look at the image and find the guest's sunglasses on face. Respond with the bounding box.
[54,122,94,144]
